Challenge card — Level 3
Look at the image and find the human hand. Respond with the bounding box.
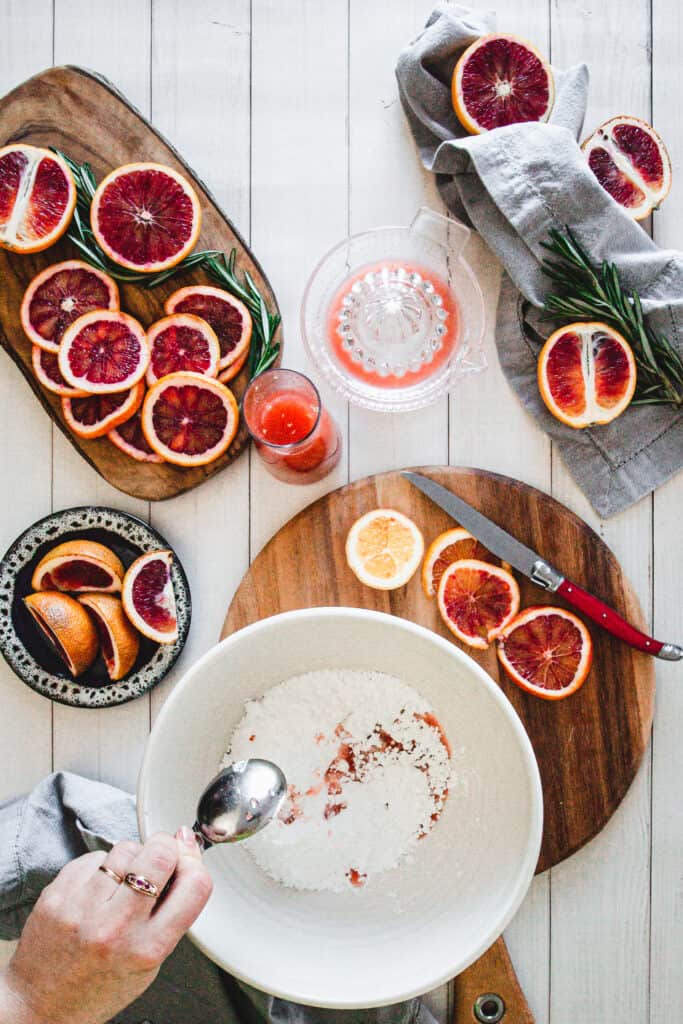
[0,828,212,1024]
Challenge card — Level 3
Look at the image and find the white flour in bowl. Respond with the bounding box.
[222,668,452,893]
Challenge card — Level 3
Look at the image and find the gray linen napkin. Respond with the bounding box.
[0,772,435,1024]
[396,3,683,517]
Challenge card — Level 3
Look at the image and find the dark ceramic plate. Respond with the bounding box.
[0,507,191,708]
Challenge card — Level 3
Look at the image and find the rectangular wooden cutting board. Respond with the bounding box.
[0,66,282,501]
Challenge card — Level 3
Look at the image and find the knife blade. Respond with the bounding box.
[402,471,682,661]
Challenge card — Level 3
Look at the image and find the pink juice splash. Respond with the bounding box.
[326,261,459,389]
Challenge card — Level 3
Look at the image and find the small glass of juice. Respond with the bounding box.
[243,368,342,484]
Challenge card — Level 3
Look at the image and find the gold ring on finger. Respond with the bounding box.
[98,865,124,885]
[123,872,160,899]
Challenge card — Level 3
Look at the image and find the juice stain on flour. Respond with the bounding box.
[222,669,452,893]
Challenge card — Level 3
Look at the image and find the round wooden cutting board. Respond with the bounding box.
[224,466,655,873]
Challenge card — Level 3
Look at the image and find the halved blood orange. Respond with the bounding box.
[538,322,636,428]
[497,606,593,700]
[91,162,201,273]
[422,527,502,598]
[24,591,99,676]
[141,371,239,467]
[452,34,554,135]
[79,593,140,681]
[59,311,149,394]
[165,285,252,374]
[437,558,520,649]
[122,550,178,645]
[62,381,145,440]
[32,346,87,398]
[32,539,124,593]
[21,260,119,353]
[108,411,164,463]
[582,115,671,221]
[0,144,76,253]
[146,313,220,386]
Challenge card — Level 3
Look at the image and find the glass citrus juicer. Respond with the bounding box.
[301,208,486,412]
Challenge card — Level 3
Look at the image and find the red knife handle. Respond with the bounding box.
[557,577,666,656]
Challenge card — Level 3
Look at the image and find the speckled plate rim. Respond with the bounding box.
[0,506,191,708]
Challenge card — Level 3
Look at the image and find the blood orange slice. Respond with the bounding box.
[91,162,201,273]
[452,34,554,135]
[165,285,252,374]
[538,322,636,428]
[21,260,119,353]
[437,558,520,649]
[146,313,220,386]
[62,381,145,440]
[32,539,124,593]
[218,345,249,383]
[422,527,502,598]
[32,346,87,398]
[582,115,671,220]
[108,411,164,463]
[0,144,76,253]
[497,606,593,700]
[141,371,239,467]
[24,591,99,676]
[79,593,140,681]
[59,311,149,394]
[122,550,178,645]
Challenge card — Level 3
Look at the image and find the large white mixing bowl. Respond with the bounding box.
[138,608,542,1008]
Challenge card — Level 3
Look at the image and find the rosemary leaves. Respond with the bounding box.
[541,227,683,408]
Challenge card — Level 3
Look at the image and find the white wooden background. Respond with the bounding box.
[0,2,681,1021]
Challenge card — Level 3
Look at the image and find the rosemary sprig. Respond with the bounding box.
[54,151,281,379]
[541,226,683,408]
[53,149,221,286]
[205,250,281,378]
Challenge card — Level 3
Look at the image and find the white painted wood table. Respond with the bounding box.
[0,2,681,1021]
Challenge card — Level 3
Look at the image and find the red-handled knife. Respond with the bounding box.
[403,472,682,661]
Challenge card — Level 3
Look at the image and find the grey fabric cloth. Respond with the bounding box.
[396,3,683,517]
[0,772,435,1024]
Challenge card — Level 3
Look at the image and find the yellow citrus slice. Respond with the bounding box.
[538,322,636,429]
[422,527,503,598]
[24,591,99,677]
[497,606,593,700]
[91,162,201,273]
[345,509,424,590]
[437,558,520,649]
[79,593,140,681]
[141,371,239,467]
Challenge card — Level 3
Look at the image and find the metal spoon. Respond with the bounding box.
[191,758,287,850]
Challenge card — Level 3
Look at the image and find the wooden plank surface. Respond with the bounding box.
[0,2,681,1020]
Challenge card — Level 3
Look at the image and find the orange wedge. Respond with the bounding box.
[79,593,140,681]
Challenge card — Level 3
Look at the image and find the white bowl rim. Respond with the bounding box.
[137,607,544,1008]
